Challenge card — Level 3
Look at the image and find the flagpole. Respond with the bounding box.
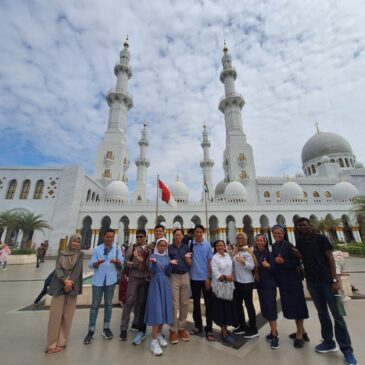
[155,174,159,225]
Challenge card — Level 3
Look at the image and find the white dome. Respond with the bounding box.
[332,181,359,201]
[169,178,189,201]
[301,132,353,164]
[280,181,304,200]
[224,181,247,201]
[215,179,227,196]
[105,180,128,201]
[354,161,364,168]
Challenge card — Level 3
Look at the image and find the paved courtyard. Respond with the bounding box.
[0,257,364,365]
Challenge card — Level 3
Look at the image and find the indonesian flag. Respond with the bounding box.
[158,179,177,208]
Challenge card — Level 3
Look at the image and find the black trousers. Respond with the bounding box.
[190,280,213,333]
[233,281,257,332]
[136,281,149,332]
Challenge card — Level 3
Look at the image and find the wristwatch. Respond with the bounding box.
[332,278,338,283]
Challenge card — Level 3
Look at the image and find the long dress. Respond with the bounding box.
[272,240,309,320]
[144,254,174,326]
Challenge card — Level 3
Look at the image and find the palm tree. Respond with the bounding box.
[16,212,51,248]
[0,211,21,244]
[351,195,365,242]
[310,215,341,243]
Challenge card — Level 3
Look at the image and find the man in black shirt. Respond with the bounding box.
[294,217,357,365]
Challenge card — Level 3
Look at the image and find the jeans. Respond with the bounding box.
[307,281,353,353]
[190,280,213,333]
[234,281,257,331]
[88,283,116,331]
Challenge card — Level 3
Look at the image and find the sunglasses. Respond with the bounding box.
[136,235,145,239]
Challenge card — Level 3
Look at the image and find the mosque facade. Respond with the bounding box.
[1,39,364,253]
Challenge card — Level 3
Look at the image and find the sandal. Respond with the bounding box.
[206,332,216,341]
[45,347,62,354]
[189,327,202,335]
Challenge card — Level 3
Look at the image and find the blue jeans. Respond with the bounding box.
[88,284,116,331]
[307,281,352,353]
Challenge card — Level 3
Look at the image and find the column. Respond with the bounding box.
[336,226,345,243]
[352,226,362,242]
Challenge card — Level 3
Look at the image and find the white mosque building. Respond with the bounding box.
[1,38,364,253]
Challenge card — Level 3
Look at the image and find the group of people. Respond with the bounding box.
[36,240,49,267]
[43,217,358,365]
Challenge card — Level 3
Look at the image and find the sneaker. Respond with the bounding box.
[243,330,259,339]
[132,331,146,345]
[293,338,304,348]
[130,324,139,332]
[119,330,127,341]
[83,330,94,344]
[289,332,310,342]
[2,267,7,271]
[150,339,163,356]
[178,329,190,342]
[102,328,113,340]
[157,334,168,348]
[169,331,179,344]
[344,351,358,365]
[233,325,248,335]
[271,336,279,350]
[222,334,236,347]
[266,331,279,342]
[315,341,338,353]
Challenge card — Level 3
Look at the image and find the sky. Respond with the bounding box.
[1,0,365,201]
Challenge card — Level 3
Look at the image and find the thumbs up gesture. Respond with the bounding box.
[262,258,270,268]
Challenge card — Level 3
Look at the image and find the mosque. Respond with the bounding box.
[1,38,364,253]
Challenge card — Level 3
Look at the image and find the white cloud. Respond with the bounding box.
[0,0,365,200]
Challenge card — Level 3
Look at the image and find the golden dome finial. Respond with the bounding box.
[124,35,129,48]
[314,121,320,133]
[223,40,228,53]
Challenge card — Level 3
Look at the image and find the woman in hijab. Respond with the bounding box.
[144,238,175,356]
[45,234,84,353]
[271,224,309,348]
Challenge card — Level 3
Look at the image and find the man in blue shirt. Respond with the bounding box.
[84,229,124,344]
[189,224,214,341]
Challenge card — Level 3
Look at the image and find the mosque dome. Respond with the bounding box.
[224,181,247,201]
[301,132,353,165]
[169,177,189,202]
[354,161,364,168]
[280,181,304,201]
[215,179,227,196]
[332,181,359,201]
[105,180,128,201]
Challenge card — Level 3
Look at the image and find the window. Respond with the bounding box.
[303,191,308,198]
[239,154,246,161]
[106,151,113,160]
[325,191,332,198]
[6,179,17,199]
[103,169,112,178]
[276,191,281,198]
[20,180,31,199]
[92,192,95,201]
[34,180,44,199]
[313,191,320,198]
[339,159,344,168]
[264,191,270,198]
[311,165,316,174]
[345,158,349,167]
[86,189,91,202]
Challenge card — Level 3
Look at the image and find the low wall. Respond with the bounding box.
[7,255,37,265]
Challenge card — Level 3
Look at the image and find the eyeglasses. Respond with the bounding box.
[136,235,145,239]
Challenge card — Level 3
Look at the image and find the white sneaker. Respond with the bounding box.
[157,334,168,348]
[150,339,163,356]
[2,268,7,271]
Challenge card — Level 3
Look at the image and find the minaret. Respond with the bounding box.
[95,36,133,185]
[218,41,256,196]
[200,123,215,198]
[133,123,150,202]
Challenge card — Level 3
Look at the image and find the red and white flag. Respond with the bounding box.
[158,179,177,208]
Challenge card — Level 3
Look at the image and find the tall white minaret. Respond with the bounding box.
[200,123,215,198]
[219,41,256,197]
[95,36,133,185]
[133,123,150,202]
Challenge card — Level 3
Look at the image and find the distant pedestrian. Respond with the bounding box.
[0,243,11,270]
[36,243,44,268]
[41,240,49,263]
[45,234,84,354]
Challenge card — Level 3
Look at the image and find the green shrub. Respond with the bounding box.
[11,248,36,255]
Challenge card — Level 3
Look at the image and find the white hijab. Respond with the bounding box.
[153,238,168,256]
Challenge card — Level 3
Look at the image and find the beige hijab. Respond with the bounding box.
[58,233,82,270]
